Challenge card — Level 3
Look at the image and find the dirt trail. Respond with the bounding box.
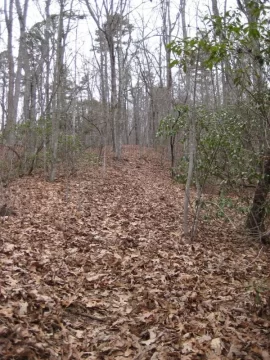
[0,146,270,359]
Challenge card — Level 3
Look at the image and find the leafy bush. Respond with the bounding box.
[195,106,261,190]
[158,104,262,191]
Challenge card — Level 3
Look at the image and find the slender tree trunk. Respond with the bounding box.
[50,0,64,181]
[184,110,195,237]
[30,77,37,124]
[117,42,123,156]
[170,134,175,177]
[99,50,109,154]
[44,0,52,119]
[211,0,229,105]
[108,38,119,157]
[181,0,193,237]
[14,0,29,123]
[100,50,106,106]
[1,76,6,133]
[161,0,173,100]
[132,86,140,145]
[4,0,15,145]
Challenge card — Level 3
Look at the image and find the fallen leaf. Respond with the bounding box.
[210,338,223,355]
[18,302,28,316]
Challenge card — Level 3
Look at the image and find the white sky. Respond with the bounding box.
[0,0,238,89]
[0,0,238,53]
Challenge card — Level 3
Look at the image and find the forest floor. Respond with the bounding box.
[0,145,270,360]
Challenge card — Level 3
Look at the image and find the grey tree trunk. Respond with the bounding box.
[108,36,118,156]
[50,0,65,181]
[180,0,194,237]
[14,0,29,123]
[211,0,229,105]
[1,74,7,133]
[161,0,174,98]
[4,0,15,145]
[44,0,52,119]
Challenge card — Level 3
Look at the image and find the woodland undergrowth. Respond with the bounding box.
[0,145,270,360]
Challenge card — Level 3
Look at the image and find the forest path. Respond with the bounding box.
[1,145,270,359]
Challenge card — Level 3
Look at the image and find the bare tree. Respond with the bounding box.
[84,0,131,159]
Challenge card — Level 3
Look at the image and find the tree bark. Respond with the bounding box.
[170,134,175,177]
[50,0,64,181]
[14,0,29,123]
[4,0,15,145]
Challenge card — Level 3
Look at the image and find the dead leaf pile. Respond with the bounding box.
[0,145,270,359]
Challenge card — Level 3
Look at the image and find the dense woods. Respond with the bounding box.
[0,0,270,358]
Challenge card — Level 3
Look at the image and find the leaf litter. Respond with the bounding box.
[0,145,270,359]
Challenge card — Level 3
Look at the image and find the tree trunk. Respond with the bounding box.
[170,134,175,177]
[4,0,15,145]
[44,0,52,119]
[161,0,173,99]
[50,0,64,181]
[181,0,193,237]
[132,86,140,145]
[1,75,6,133]
[108,38,119,157]
[184,111,195,237]
[14,0,29,123]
